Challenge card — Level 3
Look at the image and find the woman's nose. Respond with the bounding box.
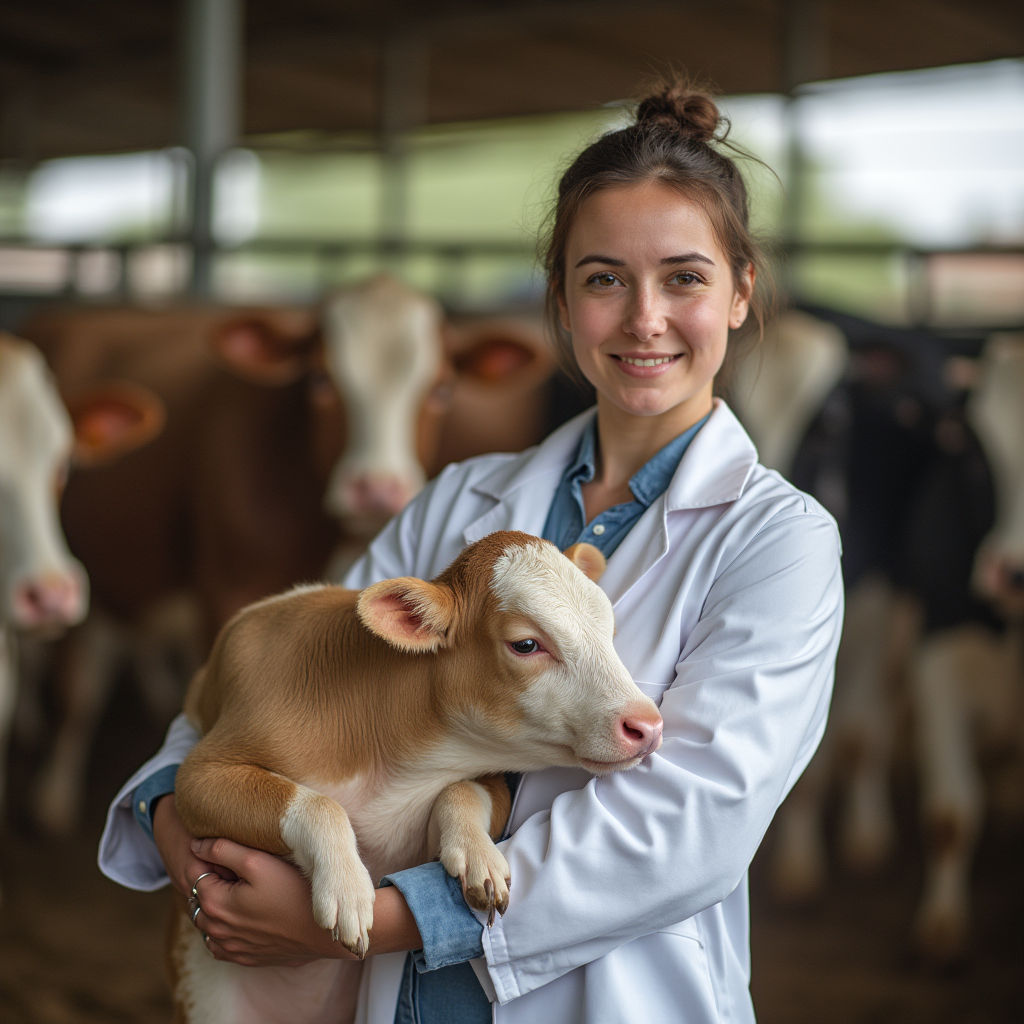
[623,289,667,341]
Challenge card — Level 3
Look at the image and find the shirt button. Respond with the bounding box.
[592,523,606,536]
[138,800,147,814]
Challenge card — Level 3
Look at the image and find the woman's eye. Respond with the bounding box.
[588,272,620,288]
[671,271,702,286]
[509,639,540,655]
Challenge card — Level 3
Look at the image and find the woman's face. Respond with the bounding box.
[559,181,752,420]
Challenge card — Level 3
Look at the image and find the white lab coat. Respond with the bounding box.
[99,400,843,1024]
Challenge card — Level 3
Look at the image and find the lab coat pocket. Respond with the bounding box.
[634,680,672,707]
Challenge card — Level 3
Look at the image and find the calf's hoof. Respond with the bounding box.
[442,836,511,927]
[311,863,376,959]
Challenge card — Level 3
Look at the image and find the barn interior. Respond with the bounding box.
[0,1,1022,1021]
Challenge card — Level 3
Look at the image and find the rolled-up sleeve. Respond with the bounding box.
[380,861,485,971]
[477,508,843,1004]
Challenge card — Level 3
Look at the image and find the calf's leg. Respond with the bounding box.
[176,752,375,957]
[429,775,511,925]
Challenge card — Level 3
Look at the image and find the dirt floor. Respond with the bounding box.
[1,680,1021,1024]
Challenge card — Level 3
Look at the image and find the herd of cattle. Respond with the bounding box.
[0,275,1021,968]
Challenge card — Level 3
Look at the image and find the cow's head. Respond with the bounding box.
[0,336,162,632]
[969,333,1024,619]
[210,278,553,540]
[357,532,663,773]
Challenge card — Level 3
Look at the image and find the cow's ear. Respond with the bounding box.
[210,315,317,386]
[449,320,549,383]
[563,542,606,583]
[68,382,166,468]
[357,578,457,652]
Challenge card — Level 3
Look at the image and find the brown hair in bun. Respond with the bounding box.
[635,85,723,143]
[542,79,768,391]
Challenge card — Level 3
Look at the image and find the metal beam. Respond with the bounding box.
[182,0,243,298]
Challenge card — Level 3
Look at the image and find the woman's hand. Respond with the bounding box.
[188,837,424,968]
[152,794,235,898]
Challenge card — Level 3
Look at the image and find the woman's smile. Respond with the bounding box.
[609,350,686,376]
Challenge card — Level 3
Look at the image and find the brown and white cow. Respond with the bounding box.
[172,532,662,1024]
[22,278,563,835]
[0,334,158,893]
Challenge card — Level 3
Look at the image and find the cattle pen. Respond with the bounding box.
[0,2,1022,1023]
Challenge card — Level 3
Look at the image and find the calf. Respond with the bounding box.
[172,532,662,1024]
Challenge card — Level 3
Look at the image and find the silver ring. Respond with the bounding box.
[190,871,217,900]
[190,900,202,926]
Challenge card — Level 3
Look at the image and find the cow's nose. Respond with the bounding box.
[11,571,85,630]
[343,474,416,518]
[619,714,664,759]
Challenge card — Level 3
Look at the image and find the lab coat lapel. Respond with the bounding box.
[461,400,757,607]
[600,400,758,607]
[462,408,595,545]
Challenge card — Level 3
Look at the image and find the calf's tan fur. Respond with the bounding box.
[172,530,662,1024]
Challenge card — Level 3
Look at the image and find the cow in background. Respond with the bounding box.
[21,277,576,834]
[907,332,1024,962]
[0,334,158,895]
[747,307,1006,965]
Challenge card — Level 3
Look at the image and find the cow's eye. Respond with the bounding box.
[509,639,540,655]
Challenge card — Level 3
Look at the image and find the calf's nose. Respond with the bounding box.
[12,570,86,630]
[619,714,664,759]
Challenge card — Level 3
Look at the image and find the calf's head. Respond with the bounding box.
[357,531,663,773]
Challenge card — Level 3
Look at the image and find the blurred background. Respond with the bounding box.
[0,1,1021,1021]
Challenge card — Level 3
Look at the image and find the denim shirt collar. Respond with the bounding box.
[566,413,711,510]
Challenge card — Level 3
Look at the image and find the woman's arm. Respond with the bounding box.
[475,509,843,1004]
[145,793,421,965]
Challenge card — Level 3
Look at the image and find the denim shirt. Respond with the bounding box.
[131,411,709,1024]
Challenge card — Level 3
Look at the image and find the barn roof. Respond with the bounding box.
[2,0,1022,161]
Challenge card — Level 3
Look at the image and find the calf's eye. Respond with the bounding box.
[509,639,540,655]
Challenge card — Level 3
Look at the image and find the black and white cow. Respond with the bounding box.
[737,308,1010,964]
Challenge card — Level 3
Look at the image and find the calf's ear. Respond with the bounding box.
[357,578,457,653]
[563,542,606,583]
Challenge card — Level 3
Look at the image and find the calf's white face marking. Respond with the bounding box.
[0,339,87,629]
[321,277,443,527]
[490,541,662,772]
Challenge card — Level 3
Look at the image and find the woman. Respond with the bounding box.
[100,83,843,1024]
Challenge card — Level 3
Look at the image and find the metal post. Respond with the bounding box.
[182,0,243,298]
[782,0,830,299]
[379,31,429,266]
[0,83,36,165]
